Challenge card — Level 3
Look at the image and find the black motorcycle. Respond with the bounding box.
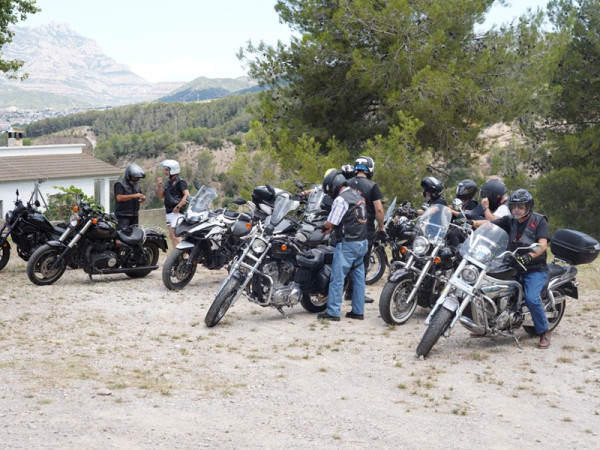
[1,190,68,271]
[26,198,168,285]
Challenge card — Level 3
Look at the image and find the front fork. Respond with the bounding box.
[49,220,93,269]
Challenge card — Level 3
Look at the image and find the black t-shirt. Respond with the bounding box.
[346,176,383,234]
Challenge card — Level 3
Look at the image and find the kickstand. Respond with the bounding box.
[277,307,294,324]
[512,333,523,350]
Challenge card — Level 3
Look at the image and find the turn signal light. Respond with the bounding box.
[92,218,98,224]
[73,205,79,211]
[280,244,288,252]
[246,222,252,229]
[433,256,441,264]
[400,246,407,254]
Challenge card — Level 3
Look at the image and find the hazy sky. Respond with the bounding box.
[18,0,549,83]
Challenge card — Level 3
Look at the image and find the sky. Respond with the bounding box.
[18,0,550,83]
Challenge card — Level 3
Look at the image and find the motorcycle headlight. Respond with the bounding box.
[5,211,13,223]
[69,213,80,227]
[251,238,268,254]
[461,264,479,284]
[412,236,429,256]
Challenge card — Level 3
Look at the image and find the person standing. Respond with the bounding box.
[157,159,190,249]
[114,163,146,230]
[344,156,385,303]
[317,169,369,321]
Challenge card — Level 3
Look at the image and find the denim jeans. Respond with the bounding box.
[327,239,369,317]
[519,270,549,335]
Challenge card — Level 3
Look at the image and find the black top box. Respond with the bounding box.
[550,229,600,265]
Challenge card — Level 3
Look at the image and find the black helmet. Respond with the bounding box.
[341,164,356,179]
[354,156,375,179]
[421,176,444,200]
[456,179,478,201]
[480,179,507,211]
[124,163,145,182]
[508,188,534,219]
[322,169,347,199]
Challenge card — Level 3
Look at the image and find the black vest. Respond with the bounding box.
[114,178,140,216]
[164,176,185,213]
[334,188,369,242]
[347,176,376,232]
[508,212,548,271]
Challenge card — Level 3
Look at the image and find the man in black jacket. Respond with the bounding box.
[114,163,146,230]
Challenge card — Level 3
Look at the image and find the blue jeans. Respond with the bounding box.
[519,270,549,335]
[327,239,369,317]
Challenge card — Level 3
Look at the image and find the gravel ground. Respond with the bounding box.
[1,253,599,449]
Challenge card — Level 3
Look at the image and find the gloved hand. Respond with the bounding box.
[517,253,533,266]
[455,217,473,226]
[375,230,388,244]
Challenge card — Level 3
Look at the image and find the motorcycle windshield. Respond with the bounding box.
[415,204,452,245]
[305,186,325,213]
[460,222,509,266]
[384,197,397,223]
[271,195,300,226]
[186,186,217,221]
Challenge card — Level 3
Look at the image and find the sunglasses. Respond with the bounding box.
[510,203,527,210]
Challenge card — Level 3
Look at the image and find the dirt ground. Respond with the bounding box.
[1,252,599,449]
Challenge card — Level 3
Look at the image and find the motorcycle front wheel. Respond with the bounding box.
[0,243,10,271]
[162,248,197,290]
[205,277,241,327]
[379,277,417,325]
[522,287,567,336]
[416,306,454,358]
[300,293,327,313]
[126,242,160,278]
[26,244,67,286]
[366,246,387,285]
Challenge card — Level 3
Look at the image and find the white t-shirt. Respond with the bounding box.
[493,203,510,218]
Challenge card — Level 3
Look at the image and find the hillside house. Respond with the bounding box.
[0,140,121,218]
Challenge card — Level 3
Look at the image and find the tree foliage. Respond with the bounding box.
[0,0,39,79]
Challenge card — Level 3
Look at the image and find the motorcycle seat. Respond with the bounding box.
[117,226,144,245]
[317,245,335,264]
[296,248,325,268]
[224,211,239,219]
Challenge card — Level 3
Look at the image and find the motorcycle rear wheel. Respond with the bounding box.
[126,242,160,278]
[366,246,387,285]
[26,244,67,286]
[522,288,567,336]
[300,293,327,313]
[379,277,417,325]
[205,277,241,327]
[0,243,10,271]
[162,248,197,290]
[416,306,453,358]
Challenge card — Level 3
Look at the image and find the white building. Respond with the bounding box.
[0,142,121,218]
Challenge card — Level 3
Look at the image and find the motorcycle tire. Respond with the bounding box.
[300,293,327,313]
[162,248,197,290]
[126,242,160,279]
[366,246,387,285]
[0,243,10,271]
[416,306,454,358]
[379,277,417,325]
[522,288,567,336]
[205,277,241,328]
[26,244,67,286]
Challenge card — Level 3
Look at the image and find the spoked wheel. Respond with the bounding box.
[126,242,159,278]
[162,248,197,290]
[26,244,67,286]
[379,277,417,325]
[366,246,387,285]
[205,277,241,327]
[0,242,10,271]
[522,287,567,336]
[416,306,454,358]
[300,293,327,313]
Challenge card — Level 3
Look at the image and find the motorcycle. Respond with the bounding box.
[0,190,68,271]
[26,198,168,285]
[379,204,459,325]
[415,224,598,358]
[205,193,332,327]
[162,184,254,290]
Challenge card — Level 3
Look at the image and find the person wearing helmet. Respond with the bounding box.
[448,179,482,247]
[317,170,369,321]
[157,159,190,248]
[344,156,385,303]
[473,188,552,348]
[341,164,356,180]
[114,163,146,230]
[420,176,447,208]
[480,178,510,219]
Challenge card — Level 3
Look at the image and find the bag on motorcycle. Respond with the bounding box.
[551,229,600,265]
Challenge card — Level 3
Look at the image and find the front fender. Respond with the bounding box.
[43,240,67,249]
[175,240,195,250]
[442,295,460,312]
[388,268,415,283]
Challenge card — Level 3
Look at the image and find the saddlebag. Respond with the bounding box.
[551,229,600,265]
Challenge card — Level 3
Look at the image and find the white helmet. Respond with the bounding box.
[159,159,180,175]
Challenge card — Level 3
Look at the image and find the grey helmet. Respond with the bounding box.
[456,179,478,201]
[159,159,181,175]
[354,156,375,179]
[124,163,145,182]
[508,188,534,219]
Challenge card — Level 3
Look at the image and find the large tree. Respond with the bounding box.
[240,0,550,164]
[0,0,39,78]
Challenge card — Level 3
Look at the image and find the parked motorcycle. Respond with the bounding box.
[0,190,68,271]
[379,205,458,325]
[162,185,253,290]
[415,224,599,358]
[26,198,168,285]
[205,194,332,327]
